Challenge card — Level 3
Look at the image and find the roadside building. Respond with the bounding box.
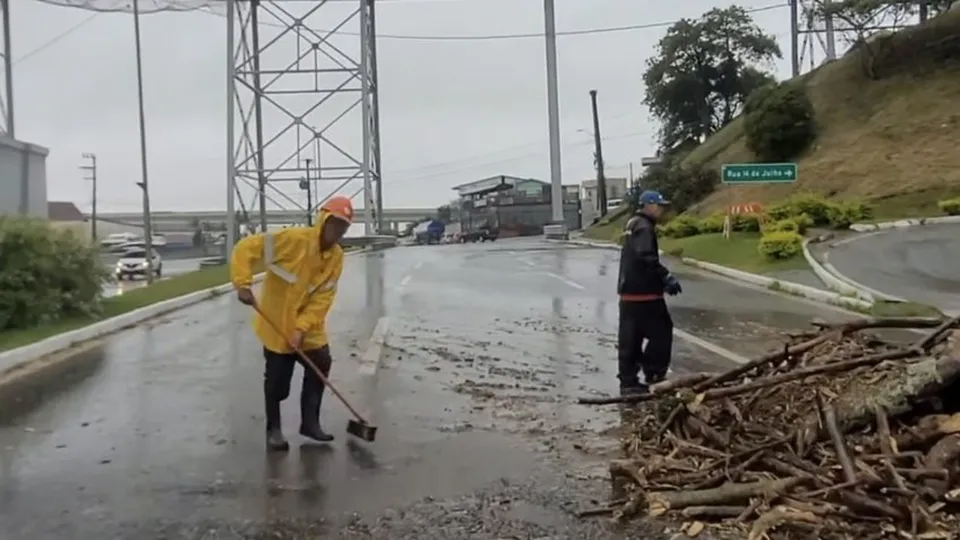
[581,177,628,216]
[452,175,580,237]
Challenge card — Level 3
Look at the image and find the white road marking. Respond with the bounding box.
[358,316,390,376]
[520,259,536,267]
[413,261,423,270]
[673,327,750,365]
[543,272,585,290]
[398,275,412,289]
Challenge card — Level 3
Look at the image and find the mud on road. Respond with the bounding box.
[1,239,857,539]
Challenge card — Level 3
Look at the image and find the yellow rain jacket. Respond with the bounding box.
[230,210,345,353]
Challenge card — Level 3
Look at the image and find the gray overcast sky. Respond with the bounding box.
[12,0,794,213]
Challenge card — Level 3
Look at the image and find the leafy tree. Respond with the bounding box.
[639,156,719,213]
[744,82,817,161]
[643,6,781,150]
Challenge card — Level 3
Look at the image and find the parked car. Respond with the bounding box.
[115,248,162,280]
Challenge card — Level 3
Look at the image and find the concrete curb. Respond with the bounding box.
[0,273,262,377]
[680,257,872,312]
[801,239,874,303]
[0,248,374,379]
[850,215,960,232]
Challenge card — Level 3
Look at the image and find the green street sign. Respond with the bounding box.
[721,163,797,184]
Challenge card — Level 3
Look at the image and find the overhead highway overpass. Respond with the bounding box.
[94,207,436,232]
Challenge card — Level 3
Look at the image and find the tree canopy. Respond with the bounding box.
[643,6,781,151]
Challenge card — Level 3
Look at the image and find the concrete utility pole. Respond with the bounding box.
[789,0,800,77]
[542,0,565,229]
[1,0,14,138]
[132,0,154,284]
[589,89,607,218]
[80,153,97,242]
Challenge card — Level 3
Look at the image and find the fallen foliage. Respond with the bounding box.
[580,316,960,539]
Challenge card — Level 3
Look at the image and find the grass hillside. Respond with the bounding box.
[685,10,960,218]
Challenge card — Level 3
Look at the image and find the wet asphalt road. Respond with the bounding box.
[827,224,960,315]
[0,238,854,539]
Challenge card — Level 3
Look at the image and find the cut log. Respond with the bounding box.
[680,505,747,518]
[922,433,960,493]
[646,477,806,512]
[701,348,918,402]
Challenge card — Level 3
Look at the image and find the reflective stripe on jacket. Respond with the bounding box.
[230,210,345,353]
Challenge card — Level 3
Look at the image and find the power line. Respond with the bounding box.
[12,13,101,65]
[203,3,787,41]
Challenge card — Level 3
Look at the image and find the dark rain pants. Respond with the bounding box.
[617,299,673,388]
[263,345,332,430]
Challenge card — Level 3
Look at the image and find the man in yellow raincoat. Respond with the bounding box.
[230,196,353,451]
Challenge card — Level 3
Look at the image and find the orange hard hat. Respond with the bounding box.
[321,195,354,224]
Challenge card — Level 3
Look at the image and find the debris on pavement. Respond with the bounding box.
[580,316,960,539]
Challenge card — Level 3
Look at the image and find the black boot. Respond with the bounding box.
[299,391,334,443]
[265,397,289,452]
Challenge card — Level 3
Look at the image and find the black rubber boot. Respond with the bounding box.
[299,391,334,443]
[265,398,289,452]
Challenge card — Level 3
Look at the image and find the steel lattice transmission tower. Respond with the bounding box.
[227,0,383,240]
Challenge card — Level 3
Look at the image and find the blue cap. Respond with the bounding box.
[638,190,670,206]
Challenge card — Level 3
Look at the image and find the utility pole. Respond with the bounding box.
[2,0,14,138]
[789,0,800,77]
[80,153,97,242]
[301,158,313,226]
[589,89,607,218]
[542,0,565,230]
[132,0,154,284]
[225,0,236,253]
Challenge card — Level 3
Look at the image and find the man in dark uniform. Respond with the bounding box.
[616,190,682,395]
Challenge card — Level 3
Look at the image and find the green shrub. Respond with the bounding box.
[763,194,872,230]
[763,218,799,234]
[731,213,761,232]
[744,82,817,162]
[794,213,814,234]
[698,213,726,234]
[758,231,803,261]
[0,217,110,331]
[660,214,701,238]
[938,197,960,216]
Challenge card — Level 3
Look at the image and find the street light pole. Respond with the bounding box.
[542,0,564,229]
[80,153,97,242]
[131,0,154,284]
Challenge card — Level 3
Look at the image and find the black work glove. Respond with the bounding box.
[664,274,682,296]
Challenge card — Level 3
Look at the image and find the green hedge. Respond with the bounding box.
[0,217,110,331]
[939,197,960,216]
[758,231,803,260]
[661,194,867,240]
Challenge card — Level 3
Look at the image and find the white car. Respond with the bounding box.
[101,232,138,249]
[115,248,162,280]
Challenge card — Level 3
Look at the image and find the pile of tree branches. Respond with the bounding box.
[579,316,960,539]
